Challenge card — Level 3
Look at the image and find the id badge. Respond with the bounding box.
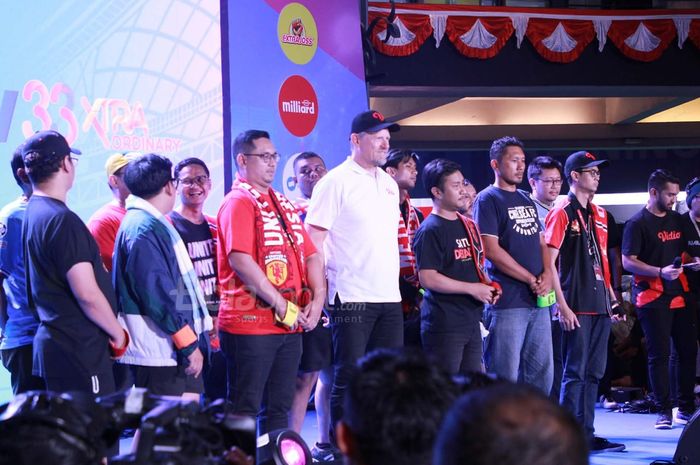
[593,263,604,281]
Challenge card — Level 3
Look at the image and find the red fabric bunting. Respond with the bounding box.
[367,3,700,63]
[445,16,513,59]
[688,19,700,49]
[368,12,433,57]
[526,18,595,63]
[607,19,676,62]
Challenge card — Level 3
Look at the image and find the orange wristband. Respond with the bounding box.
[171,325,198,349]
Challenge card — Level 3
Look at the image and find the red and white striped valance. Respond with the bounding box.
[368,2,700,63]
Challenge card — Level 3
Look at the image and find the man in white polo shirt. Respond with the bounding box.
[306,110,403,429]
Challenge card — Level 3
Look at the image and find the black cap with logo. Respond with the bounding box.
[351,110,400,135]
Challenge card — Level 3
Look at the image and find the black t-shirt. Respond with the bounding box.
[413,214,483,333]
[622,208,686,308]
[607,210,621,250]
[169,211,219,315]
[681,212,700,294]
[23,196,114,378]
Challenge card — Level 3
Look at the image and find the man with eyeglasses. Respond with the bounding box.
[87,152,138,272]
[113,154,210,400]
[527,156,564,400]
[622,169,699,429]
[544,151,625,453]
[306,110,404,429]
[168,157,226,401]
[22,130,128,396]
[216,130,325,435]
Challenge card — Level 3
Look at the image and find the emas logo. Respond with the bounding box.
[278,3,318,65]
[278,75,318,137]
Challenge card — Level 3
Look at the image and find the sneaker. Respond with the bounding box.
[311,442,342,462]
[655,411,673,429]
[590,436,626,453]
[674,408,694,425]
[599,394,619,410]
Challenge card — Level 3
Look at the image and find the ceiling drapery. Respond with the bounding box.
[368,2,700,63]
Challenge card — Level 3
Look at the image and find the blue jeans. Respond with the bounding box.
[560,315,610,440]
[220,332,302,434]
[483,306,553,394]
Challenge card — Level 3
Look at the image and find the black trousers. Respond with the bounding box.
[329,298,403,428]
[0,344,45,395]
[637,304,697,412]
[220,332,302,435]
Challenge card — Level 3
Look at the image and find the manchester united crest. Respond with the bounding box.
[266,258,288,286]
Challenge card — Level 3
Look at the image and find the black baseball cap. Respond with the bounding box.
[351,110,400,135]
[22,130,81,167]
[564,151,608,178]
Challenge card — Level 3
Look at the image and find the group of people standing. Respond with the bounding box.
[0,109,699,461]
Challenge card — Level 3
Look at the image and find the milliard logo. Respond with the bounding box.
[278,3,318,64]
[278,75,318,137]
[281,99,315,115]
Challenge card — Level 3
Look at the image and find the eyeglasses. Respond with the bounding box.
[170,177,180,188]
[179,175,210,187]
[578,169,601,179]
[536,177,563,186]
[298,166,327,177]
[243,152,281,164]
[69,156,79,165]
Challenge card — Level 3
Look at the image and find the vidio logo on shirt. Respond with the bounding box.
[508,205,540,236]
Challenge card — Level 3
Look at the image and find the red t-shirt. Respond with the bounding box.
[216,189,316,335]
[87,203,126,272]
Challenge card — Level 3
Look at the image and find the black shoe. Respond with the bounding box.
[311,442,342,462]
[590,436,626,454]
[655,411,673,430]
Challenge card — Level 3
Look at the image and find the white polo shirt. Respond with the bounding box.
[306,157,401,303]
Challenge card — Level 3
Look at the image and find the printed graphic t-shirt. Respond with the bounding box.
[473,186,544,309]
[413,214,483,333]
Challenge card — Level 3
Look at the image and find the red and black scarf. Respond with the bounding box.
[233,176,309,305]
[398,195,421,286]
[457,213,489,284]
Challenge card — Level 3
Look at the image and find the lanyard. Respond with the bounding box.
[690,214,700,240]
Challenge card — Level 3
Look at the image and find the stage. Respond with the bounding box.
[0,366,686,463]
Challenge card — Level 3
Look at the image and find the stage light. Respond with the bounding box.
[257,429,313,465]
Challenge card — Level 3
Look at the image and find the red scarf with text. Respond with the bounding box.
[457,213,489,284]
[398,195,421,286]
[233,176,309,305]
